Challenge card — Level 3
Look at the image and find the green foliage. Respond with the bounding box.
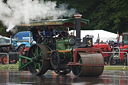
[0,21,8,36]
[88,0,128,33]
[55,0,128,33]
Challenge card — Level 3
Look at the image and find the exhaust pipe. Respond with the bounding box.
[74,14,82,46]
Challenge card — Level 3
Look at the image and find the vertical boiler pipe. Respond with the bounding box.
[74,14,82,62]
[74,14,82,46]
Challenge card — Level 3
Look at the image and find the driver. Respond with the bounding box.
[30,26,44,43]
[43,26,54,37]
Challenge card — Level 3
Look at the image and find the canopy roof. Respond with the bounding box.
[21,18,89,27]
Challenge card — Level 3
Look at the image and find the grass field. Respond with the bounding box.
[104,65,128,70]
[0,63,18,70]
[0,63,128,71]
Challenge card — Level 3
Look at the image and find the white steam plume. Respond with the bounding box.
[0,0,76,27]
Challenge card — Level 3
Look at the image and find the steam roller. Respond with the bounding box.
[69,14,104,77]
[19,14,104,77]
[70,49,104,77]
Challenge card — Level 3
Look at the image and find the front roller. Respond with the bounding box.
[27,44,50,76]
[71,48,104,77]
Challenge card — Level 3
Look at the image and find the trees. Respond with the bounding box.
[55,0,128,33]
[89,0,128,33]
[0,21,7,36]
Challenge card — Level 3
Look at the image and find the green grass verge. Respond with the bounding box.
[104,65,128,70]
[0,63,18,70]
[0,63,128,71]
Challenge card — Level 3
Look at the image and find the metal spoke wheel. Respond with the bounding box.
[72,52,104,77]
[51,53,71,75]
[27,44,50,76]
[50,51,60,69]
[109,56,117,65]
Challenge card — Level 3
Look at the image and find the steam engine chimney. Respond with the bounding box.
[74,14,82,46]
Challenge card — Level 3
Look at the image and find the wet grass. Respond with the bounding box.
[0,63,18,70]
[0,63,128,71]
[104,65,128,70]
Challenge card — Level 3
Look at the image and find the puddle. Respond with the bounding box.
[0,70,128,85]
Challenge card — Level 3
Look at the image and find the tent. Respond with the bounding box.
[69,30,117,43]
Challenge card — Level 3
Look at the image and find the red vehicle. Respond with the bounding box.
[92,34,111,64]
[110,33,128,65]
[93,42,111,64]
[0,37,18,64]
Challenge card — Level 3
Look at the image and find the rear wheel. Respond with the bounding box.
[124,53,127,65]
[50,52,71,75]
[27,44,50,76]
[50,52,60,69]
[1,55,8,64]
[125,58,127,65]
[110,48,120,65]
[109,57,117,65]
[17,44,25,55]
[104,56,110,64]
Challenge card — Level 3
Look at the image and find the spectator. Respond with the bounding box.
[100,40,104,44]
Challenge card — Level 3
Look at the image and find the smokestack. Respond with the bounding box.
[74,14,82,46]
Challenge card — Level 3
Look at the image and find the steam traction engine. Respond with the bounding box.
[19,14,104,77]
